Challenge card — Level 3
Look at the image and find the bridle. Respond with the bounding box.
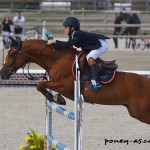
[2,38,48,81]
[2,35,60,81]
[2,39,22,75]
[3,36,58,81]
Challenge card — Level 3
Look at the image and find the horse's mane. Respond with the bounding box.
[24,38,43,41]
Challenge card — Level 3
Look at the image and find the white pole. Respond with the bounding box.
[42,20,46,40]
[74,80,78,150]
[46,102,52,150]
[46,76,52,150]
[74,55,83,150]
[74,55,78,150]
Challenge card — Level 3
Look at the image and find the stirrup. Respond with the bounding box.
[93,83,101,91]
[85,82,101,91]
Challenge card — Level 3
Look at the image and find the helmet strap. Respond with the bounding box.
[68,27,71,35]
[68,27,75,35]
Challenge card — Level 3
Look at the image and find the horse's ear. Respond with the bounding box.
[9,36,16,43]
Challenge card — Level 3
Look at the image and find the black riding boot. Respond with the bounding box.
[85,64,101,90]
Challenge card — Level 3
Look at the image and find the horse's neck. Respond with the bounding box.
[23,40,54,69]
[23,41,79,70]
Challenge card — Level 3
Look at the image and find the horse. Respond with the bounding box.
[119,12,141,49]
[0,36,150,126]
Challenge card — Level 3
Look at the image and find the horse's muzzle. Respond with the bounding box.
[0,70,11,80]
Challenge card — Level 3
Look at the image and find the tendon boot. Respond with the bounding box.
[85,64,101,91]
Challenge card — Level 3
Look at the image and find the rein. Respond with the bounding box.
[22,40,56,81]
[22,44,49,81]
[22,62,48,81]
[23,43,57,80]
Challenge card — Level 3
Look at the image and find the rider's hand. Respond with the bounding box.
[47,39,56,45]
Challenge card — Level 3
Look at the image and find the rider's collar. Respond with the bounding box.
[69,29,78,39]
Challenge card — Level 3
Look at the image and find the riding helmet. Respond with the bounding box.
[62,17,80,29]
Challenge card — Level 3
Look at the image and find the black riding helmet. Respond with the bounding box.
[62,17,80,29]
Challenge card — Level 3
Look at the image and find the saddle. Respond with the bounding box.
[73,52,118,84]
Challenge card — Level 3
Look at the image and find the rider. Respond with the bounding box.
[47,16,109,90]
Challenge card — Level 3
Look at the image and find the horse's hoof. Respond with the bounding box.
[53,94,66,105]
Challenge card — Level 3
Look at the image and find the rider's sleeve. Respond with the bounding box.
[54,40,73,49]
[54,32,80,49]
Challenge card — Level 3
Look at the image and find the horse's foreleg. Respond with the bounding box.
[37,81,66,105]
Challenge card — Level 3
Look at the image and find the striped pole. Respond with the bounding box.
[48,136,70,150]
[47,102,74,120]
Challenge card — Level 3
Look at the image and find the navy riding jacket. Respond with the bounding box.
[54,29,110,52]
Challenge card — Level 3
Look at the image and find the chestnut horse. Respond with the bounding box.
[0,37,150,125]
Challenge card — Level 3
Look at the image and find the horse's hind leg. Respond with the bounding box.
[127,103,150,125]
[140,106,150,125]
[37,81,66,105]
[141,114,150,125]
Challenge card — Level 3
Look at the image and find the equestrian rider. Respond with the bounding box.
[47,16,109,90]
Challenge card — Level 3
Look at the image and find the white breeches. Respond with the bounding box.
[86,39,108,60]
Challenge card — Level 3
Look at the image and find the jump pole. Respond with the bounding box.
[74,55,83,150]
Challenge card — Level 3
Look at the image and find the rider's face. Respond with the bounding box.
[64,26,70,34]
